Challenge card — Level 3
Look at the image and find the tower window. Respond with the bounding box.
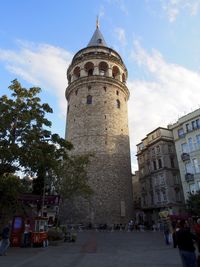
[99,62,108,76]
[116,99,120,109]
[112,66,120,80]
[84,62,94,77]
[88,69,93,76]
[88,86,91,91]
[122,73,126,83]
[87,95,92,104]
[67,105,70,113]
[104,86,107,92]
[75,89,78,95]
[97,39,102,44]
[73,66,80,79]
[116,90,119,95]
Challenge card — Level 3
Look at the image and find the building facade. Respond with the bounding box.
[136,127,185,223]
[65,24,133,224]
[168,108,200,201]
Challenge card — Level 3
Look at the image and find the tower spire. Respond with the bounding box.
[96,16,99,29]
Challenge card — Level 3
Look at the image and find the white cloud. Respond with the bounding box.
[114,27,127,46]
[0,41,73,116]
[128,41,200,170]
[1,40,200,171]
[161,0,200,22]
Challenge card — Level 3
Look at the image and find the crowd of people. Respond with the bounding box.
[1,217,200,266]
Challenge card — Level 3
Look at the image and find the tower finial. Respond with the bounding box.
[96,16,99,29]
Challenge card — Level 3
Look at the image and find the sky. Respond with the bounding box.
[1,0,200,172]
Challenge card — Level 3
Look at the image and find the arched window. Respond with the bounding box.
[116,99,120,109]
[73,66,80,80]
[84,62,94,77]
[99,61,108,76]
[112,66,120,80]
[87,95,92,104]
[97,39,102,44]
[68,74,71,84]
[122,73,126,83]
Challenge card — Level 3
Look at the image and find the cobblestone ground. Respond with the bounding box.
[0,231,182,267]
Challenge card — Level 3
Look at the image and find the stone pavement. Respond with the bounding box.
[0,231,182,267]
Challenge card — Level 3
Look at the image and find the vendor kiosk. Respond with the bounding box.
[31,217,48,247]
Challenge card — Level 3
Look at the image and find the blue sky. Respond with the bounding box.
[1,0,200,171]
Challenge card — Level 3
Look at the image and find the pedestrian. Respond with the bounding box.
[163,220,170,245]
[194,218,200,252]
[23,219,31,247]
[0,222,10,256]
[176,219,197,267]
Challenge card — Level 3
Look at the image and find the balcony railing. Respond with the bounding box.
[181,153,190,161]
[185,173,194,182]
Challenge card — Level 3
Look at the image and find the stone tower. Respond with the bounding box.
[65,22,133,224]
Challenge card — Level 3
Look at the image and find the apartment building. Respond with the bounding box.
[168,108,200,201]
[136,127,185,223]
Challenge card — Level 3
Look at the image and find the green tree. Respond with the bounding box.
[0,174,24,224]
[0,79,72,194]
[186,190,200,216]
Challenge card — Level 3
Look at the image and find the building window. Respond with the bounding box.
[156,146,160,154]
[168,144,173,153]
[185,162,193,174]
[116,90,119,95]
[86,95,92,104]
[104,86,107,92]
[196,134,200,146]
[75,89,78,95]
[189,183,196,194]
[192,158,200,173]
[153,160,157,170]
[188,137,193,152]
[178,128,185,138]
[175,189,181,201]
[156,191,161,202]
[170,157,175,168]
[173,175,179,184]
[116,99,120,109]
[181,143,188,153]
[162,190,167,202]
[152,148,155,155]
[158,159,162,169]
[192,120,198,130]
[186,123,192,132]
[197,118,200,128]
[88,86,91,91]
[67,105,70,113]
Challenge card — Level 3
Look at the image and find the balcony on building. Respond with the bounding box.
[181,153,190,161]
[185,173,194,182]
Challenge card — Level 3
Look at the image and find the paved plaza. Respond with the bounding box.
[0,231,182,267]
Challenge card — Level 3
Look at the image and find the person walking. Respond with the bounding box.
[23,220,31,247]
[176,219,197,267]
[163,220,170,245]
[0,223,10,256]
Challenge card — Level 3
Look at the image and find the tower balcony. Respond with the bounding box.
[181,153,190,161]
[185,173,194,182]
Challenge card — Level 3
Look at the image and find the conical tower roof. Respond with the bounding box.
[87,18,107,47]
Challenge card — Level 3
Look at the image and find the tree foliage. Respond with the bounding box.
[0,80,73,194]
[0,80,91,200]
[186,190,200,216]
[0,174,24,223]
